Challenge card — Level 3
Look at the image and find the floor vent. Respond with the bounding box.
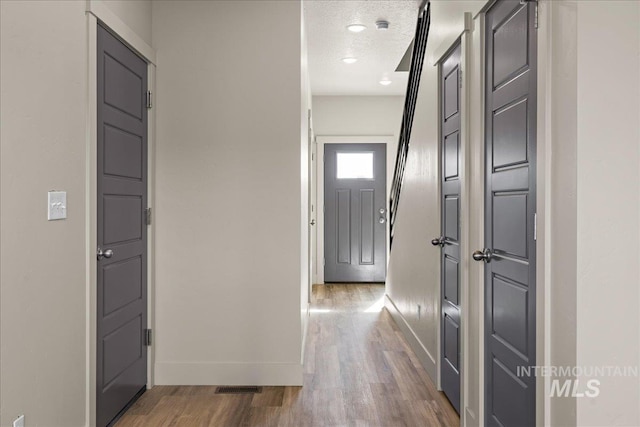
[215,386,262,394]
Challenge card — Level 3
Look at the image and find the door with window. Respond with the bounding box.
[324,144,386,282]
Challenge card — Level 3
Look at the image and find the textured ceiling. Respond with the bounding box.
[304,0,421,95]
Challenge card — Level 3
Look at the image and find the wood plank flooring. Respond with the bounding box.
[115,284,459,427]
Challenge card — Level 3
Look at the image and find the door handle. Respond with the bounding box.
[431,236,445,247]
[97,248,114,260]
[472,248,492,263]
[310,219,316,226]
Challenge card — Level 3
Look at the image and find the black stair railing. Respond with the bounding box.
[389,1,431,245]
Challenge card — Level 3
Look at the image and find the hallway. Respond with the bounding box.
[115,284,458,426]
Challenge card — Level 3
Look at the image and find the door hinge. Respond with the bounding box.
[459,69,463,88]
[145,208,152,225]
[520,0,538,29]
[144,329,152,346]
[534,213,537,241]
[145,90,152,109]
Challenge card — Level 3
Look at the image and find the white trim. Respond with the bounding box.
[85,15,98,427]
[85,0,156,65]
[85,12,156,427]
[469,11,487,426]
[459,14,473,427]
[300,302,311,364]
[315,135,394,284]
[146,61,157,391]
[154,362,304,386]
[536,1,551,425]
[384,294,437,380]
[435,55,443,393]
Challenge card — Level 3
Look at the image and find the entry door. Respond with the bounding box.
[325,144,386,282]
[480,1,537,426]
[434,41,461,414]
[97,24,148,427]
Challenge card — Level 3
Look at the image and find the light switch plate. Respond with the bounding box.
[13,414,25,427]
[48,191,67,220]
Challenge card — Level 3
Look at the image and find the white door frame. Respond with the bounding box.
[315,135,393,284]
[432,13,473,423]
[85,2,156,425]
[307,111,316,296]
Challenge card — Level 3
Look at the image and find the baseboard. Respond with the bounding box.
[155,362,303,386]
[384,294,438,381]
[465,407,478,427]
[301,302,310,363]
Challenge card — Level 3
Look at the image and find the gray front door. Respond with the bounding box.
[481,1,537,426]
[97,24,148,427]
[434,41,461,414]
[325,144,386,282]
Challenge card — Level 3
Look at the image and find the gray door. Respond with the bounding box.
[433,41,461,414]
[325,144,386,282]
[97,24,148,427]
[478,1,537,426]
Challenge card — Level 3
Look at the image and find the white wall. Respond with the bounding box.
[300,0,312,351]
[101,0,152,46]
[574,1,640,425]
[1,2,87,425]
[312,96,404,136]
[152,0,306,385]
[0,1,152,425]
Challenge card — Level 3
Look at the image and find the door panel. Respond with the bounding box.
[97,24,148,427]
[484,1,537,426]
[325,144,386,282]
[360,189,375,264]
[337,189,351,264]
[438,42,462,414]
[445,196,459,241]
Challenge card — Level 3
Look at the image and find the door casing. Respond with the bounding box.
[437,39,463,414]
[315,136,394,284]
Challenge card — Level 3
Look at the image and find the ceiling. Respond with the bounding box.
[304,0,421,96]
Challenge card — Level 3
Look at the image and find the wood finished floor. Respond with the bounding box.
[115,284,459,427]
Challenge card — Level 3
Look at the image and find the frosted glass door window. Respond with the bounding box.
[336,152,374,179]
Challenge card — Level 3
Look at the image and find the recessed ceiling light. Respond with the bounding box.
[347,24,367,33]
[341,57,358,64]
[379,80,392,86]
